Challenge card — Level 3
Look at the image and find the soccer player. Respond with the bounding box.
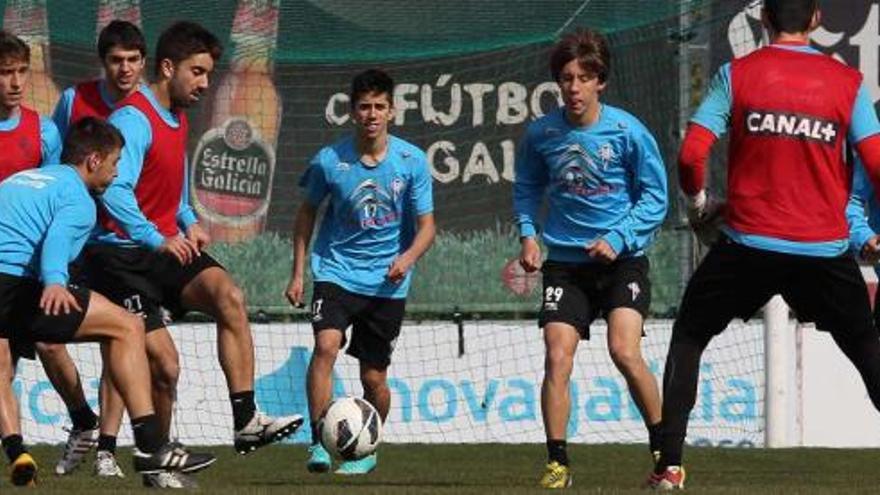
[513,28,668,489]
[47,19,147,478]
[846,160,880,291]
[0,29,102,475]
[652,0,880,489]
[83,20,301,487]
[0,30,61,178]
[0,117,215,487]
[285,68,435,475]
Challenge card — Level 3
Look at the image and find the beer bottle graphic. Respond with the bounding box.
[3,0,60,115]
[191,0,281,243]
[96,0,142,34]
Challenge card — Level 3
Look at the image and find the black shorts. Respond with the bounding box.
[538,256,651,339]
[82,244,224,332]
[0,273,91,359]
[676,236,875,342]
[310,282,406,369]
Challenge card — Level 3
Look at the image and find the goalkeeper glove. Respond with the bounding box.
[686,190,725,247]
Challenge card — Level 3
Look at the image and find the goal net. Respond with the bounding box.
[8,0,768,448]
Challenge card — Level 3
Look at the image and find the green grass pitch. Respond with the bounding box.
[15,443,880,493]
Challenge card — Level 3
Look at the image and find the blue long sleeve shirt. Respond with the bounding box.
[513,105,668,262]
[92,85,198,249]
[0,165,95,285]
[846,158,880,279]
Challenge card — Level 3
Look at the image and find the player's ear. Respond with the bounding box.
[87,152,101,172]
[159,58,175,79]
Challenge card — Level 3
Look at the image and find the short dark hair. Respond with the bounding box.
[764,0,819,34]
[98,20,147,60]
[61,117,125,165]
[154,21,222,76]
[0,30,29,65]
[350,69,394,107]
[550,28,610,84]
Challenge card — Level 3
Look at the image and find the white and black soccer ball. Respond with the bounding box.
[319,396,382,460]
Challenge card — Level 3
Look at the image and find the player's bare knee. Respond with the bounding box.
[152,357,180,392]
[100,313,142,347]
[545,347,574,377]
[608,344,641,373]
[313,337,341,362]
[114,311,145,338]
[217,284,247,321]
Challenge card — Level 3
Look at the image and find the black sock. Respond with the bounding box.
[69,405,98,431]
[131,415,162,454]
[2,434,27,463]
[230,391,256,431]
[310,421,321,445]
[648,422,662,455]
[546,439,568,466]
[97,434,117,454]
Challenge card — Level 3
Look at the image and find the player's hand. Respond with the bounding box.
[586,239,617,264]
[159,236,199,265]
[387,253,415,284]
[40,284,82,316]
[285,275,306,309]
[185,223,210,255]
[862,235,880,263]
[687,190,725,247]
[519,237,542,273]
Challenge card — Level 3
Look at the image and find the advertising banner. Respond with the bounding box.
[13,320,764,447]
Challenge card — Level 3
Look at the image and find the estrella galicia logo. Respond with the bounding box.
[348,178,400,228]
[555,144,611,196]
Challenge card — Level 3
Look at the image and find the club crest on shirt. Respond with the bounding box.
[555,144,611,196]
[336,161,351,171]
[390,177,406,201]
[597,143,616,169]
[348,178,399,228]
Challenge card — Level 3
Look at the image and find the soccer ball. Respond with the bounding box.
[319,396,382,460]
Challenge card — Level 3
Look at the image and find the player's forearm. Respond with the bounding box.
[100,184,165,247]
[678,123,717,196]
[513,183,544,238]
[176,188,198,230]
[402,213,436,263]
[856,135,880,204]
[291,203,317,278]
[41,232,74,285]
[846,191,874,253]
[513,142,547,238]
[603,149,669,254]
[40,206,92,285]
[176,160,198,229]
